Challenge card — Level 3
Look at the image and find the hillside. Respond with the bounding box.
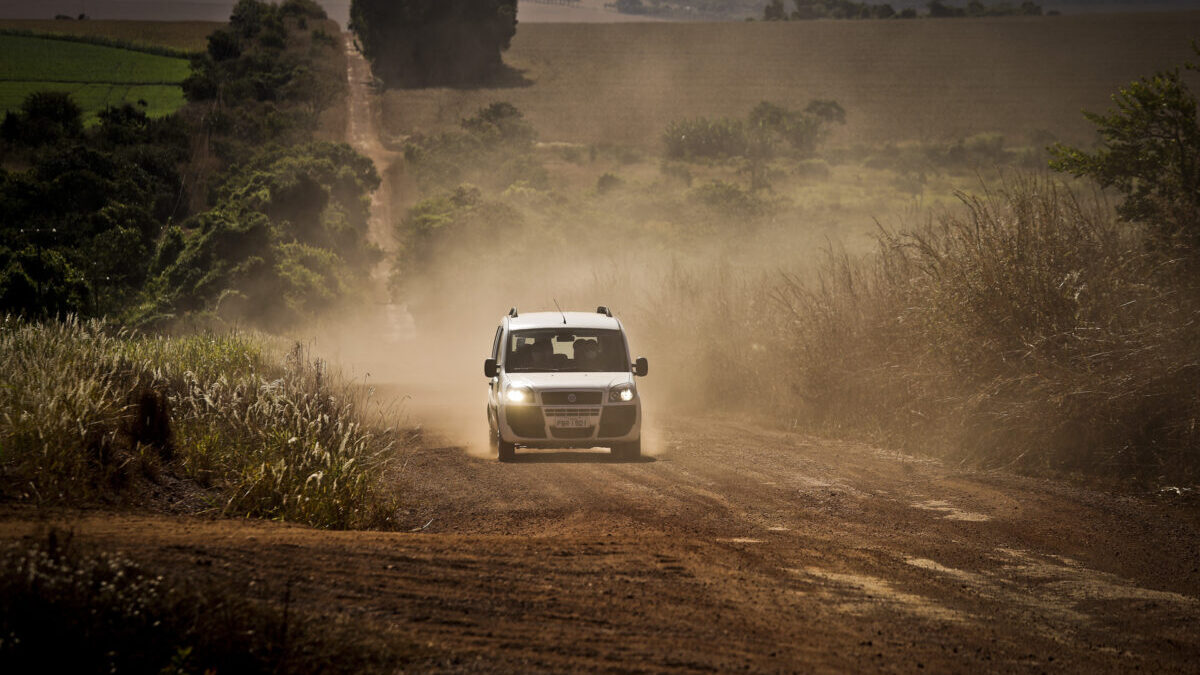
[382,11,1200,148]
[0,33,190,121]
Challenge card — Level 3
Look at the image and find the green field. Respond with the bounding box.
[0,19,217,53]
[0,34,191,122]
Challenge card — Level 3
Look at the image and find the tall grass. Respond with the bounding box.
[771,176,1200,479]
[0,316,404,528]
[610,175,1200,482]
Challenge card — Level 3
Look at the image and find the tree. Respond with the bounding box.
[0,91,83,147]
[763,0,786,20]
[927,1,965,17]
[349,0,519,86]
[1050,49,1200,247]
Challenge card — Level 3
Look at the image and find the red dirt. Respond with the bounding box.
[4,416,1198,673]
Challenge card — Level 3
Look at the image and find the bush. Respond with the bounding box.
[663,117,747,160]
[401,102,545,193]
[0,316,404,528]
[771,176,1200,481]
[1050,48,1200,249]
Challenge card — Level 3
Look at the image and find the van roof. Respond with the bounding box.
[508,311,622,331]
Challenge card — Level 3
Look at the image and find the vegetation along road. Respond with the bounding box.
[7,417,1197,672]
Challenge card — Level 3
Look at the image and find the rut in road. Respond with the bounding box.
[10,417,1198,673]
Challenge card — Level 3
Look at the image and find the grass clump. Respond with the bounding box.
[0,316,403,528]
[0,530,409,674]
[771,176,1200,481]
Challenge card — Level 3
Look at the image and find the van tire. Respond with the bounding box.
[498,436,516,461]
[612,439,641,460]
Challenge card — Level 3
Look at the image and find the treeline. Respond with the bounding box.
[349,0,518,87]
[614,0,760,17]
[0,0,380,331]
[763,0,1046,20]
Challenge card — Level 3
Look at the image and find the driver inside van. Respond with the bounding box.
[574,339,600,369]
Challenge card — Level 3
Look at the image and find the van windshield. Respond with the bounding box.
[506,329,629,373]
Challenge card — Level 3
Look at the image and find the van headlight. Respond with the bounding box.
[609,385,635,403]
[506,387,534,404]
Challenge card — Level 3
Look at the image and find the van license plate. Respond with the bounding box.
[555,417,589,428]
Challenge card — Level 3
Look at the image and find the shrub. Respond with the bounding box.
[663,117,747,160]
[689,179,770,217]
[771,176,1200,481]
[596,172,622,194]
[1050,48,1200,249]
[0,316,404,528]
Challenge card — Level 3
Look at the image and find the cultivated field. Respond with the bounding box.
[0,33,191,120]
[382,11,1200,149]
[0,19,216,51]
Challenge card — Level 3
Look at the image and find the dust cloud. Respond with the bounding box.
[310,248,699,457]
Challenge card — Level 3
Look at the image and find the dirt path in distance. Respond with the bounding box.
[345,39,401,275]
[5,416,1198,673]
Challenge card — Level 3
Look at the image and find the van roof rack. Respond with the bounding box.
[508,307,518,317]
[596,306,612,317]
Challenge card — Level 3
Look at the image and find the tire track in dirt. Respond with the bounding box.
[5,416,1198,672]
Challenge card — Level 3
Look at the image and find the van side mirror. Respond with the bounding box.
[484,358,498,378]
[633,357,648,377]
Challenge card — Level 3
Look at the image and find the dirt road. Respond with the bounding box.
[5,417,1198,673]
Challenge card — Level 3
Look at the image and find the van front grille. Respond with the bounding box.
[541,391,603,405]
[550,427,595,439]
[543,407,601,417]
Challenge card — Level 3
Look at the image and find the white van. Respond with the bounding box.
[484,307,648,461]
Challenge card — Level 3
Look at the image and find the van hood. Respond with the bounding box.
[507,371,633,391]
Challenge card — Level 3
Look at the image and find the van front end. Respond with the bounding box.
[497,386,641,451]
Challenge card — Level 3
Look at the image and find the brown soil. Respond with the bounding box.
[4,417,1198,673]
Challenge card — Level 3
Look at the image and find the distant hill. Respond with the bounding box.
[0,0,1196,27]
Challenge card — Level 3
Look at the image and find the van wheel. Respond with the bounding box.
[498,435,516,462]
[612,439,641,460]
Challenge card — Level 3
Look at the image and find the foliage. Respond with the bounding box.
[771,0,1042,19]
[689,179,771,217]
[0,91,82,146]
[349,0,518,86]
[664,99,844,161]
[138,142,381,330]
[0,104,190,317]
[617,0,763,18]
[768,178,1200,481]
[1050,49,1200,248]
[0,34,190,123]
[0,316,405,528]
[402,101,544,192]
[392,184,524,287]
[183,0,345,165]
[0,532,411,673]
[662,117,748,160]
[0,2,364,331]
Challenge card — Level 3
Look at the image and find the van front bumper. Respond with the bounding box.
[499,403,640,448]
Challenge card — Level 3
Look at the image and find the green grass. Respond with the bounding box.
[0,35,190,83]
[0,20,217,53]
[0,316,407,529]
[0,34,190,121]
[0,82,185,119]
